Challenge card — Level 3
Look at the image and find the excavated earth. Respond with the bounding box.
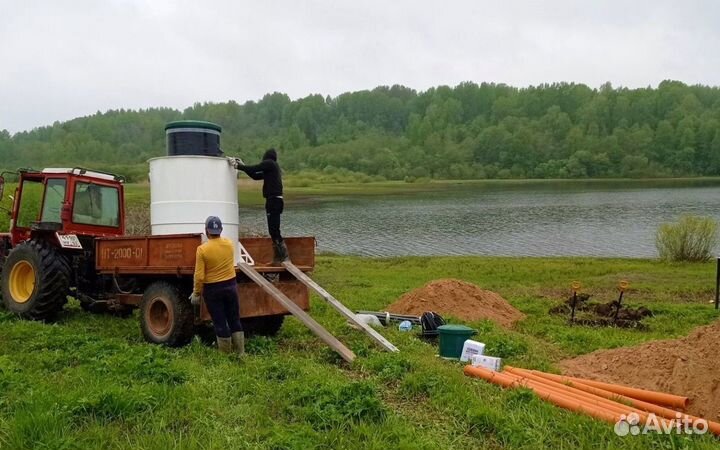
[386,278,525,328]
[560,320,720,420]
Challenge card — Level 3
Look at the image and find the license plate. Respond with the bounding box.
[56,233,83,249]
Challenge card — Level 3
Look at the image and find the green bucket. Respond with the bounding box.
[437,324,477,359]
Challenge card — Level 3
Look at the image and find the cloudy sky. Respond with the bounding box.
[1,0,718,133]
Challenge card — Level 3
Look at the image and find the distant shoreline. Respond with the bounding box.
[118,176,720,207]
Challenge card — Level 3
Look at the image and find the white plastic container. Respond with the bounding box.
[149,156,240,263]
[471,355,503,371]
[460,339,486,362]
[354,314,383,328]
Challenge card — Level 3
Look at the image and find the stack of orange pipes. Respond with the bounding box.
[463,364,720,437]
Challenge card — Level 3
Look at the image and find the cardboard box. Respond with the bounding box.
[460,339,486,362]
[471,354,503,371]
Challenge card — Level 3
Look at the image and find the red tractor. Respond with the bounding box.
[0,168,314,346]
[0,168,126,319]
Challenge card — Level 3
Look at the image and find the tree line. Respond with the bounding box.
[1,80,720,182]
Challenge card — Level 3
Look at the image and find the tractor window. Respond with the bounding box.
[16,180,43,228]
[40,179,66,223]
[72,183,120,227]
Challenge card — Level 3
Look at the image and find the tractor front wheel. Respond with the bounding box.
[0,240,70,320]
[140,281,194,347]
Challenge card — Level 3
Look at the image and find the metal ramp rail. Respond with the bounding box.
[282,261,399,353]
[237,263,356,363]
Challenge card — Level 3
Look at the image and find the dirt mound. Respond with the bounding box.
[386,279,525,328]
[560,320,720,420]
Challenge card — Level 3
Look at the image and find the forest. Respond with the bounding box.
[1,80,720,182]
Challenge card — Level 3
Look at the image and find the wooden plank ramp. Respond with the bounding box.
[237,263,356,363]
[283,261,399,353]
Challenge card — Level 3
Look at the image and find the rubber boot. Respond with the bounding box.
[278,240,290,262]
[272,239,290,265]
[217,336,233,354]
[231,331,245,356]
[271,241,281,266]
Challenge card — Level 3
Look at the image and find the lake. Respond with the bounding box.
[240,180,720,258]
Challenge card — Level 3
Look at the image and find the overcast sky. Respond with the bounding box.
[1,0,718,133]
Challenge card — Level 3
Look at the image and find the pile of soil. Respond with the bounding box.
[386,279,525,328]
[560,320,720,420]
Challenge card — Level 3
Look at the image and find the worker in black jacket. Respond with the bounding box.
[231,148,289,264]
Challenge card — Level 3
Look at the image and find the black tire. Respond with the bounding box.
[1,239,70,320]
[139,281,194,347]
[0,239,7,301]
[241,314,285,336]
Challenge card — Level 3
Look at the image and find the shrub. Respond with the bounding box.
[655,215,719,262]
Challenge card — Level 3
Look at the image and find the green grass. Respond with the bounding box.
[1,256,719,449]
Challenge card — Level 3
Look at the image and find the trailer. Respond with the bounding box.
[94,234,316,345]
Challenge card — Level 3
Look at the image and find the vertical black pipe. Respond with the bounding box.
[715,257,719,311]
[570,291,577,324]
[613,291,624,323]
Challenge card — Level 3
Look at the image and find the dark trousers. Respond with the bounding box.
[203,279,243,338]
[265,197,284,241]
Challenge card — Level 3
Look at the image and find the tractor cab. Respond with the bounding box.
[0,168,125,320]
[2,168,125,248]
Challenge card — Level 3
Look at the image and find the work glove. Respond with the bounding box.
[189,292,201,307]
[227,157,245,169]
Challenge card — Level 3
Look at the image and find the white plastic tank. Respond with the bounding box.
[149,155,240,263]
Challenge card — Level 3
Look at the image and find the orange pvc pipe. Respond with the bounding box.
[560,374,689,410]
[522,379,632,419]
[504,367,644,417]
[521,378,640,417]
[521,368,669,413]
[522,369,720,436]
[502,369,674,428]
[464,365,621,424]
[464,366,689,433]
[523,368,676,413]
[464,365,519,388]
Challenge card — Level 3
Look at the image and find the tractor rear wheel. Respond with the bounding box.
[1,240,70,320]
[140,281,194,347]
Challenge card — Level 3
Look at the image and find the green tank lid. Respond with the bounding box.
[437,324,476,335]
[165,120,222,133]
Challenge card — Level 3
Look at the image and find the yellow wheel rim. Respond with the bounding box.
[9,260,35,303]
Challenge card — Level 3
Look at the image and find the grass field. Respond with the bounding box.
[1,256,719,449]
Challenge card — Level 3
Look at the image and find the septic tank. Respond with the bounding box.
[149,121,240,263]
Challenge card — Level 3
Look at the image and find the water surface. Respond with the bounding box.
[241,180,720,257]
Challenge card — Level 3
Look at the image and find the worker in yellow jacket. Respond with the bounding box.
[190,216,244,355]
